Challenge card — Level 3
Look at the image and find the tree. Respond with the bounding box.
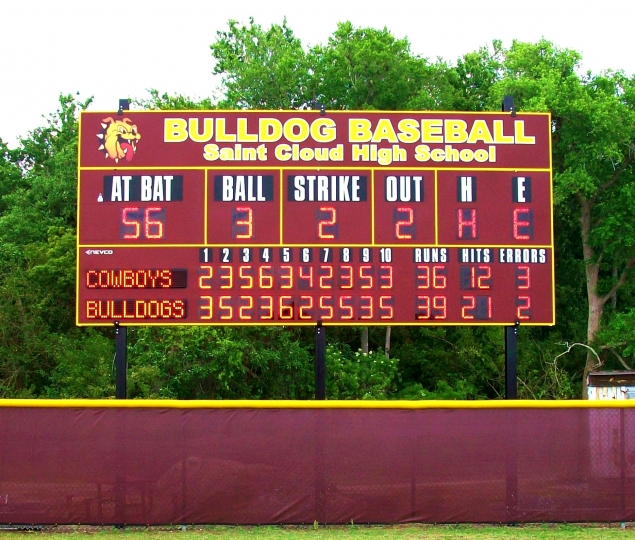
[488,40,635,394]
[308,22,431,110]
[211,17,311,109]
[0,94,116,398]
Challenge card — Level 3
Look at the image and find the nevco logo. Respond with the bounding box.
[85,249,114,255]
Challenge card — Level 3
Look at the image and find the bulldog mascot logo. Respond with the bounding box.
[97,118,141,163]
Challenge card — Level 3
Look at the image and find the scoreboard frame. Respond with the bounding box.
[76,110,554,327]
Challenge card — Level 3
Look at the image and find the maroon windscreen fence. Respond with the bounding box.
[0,404,633,525]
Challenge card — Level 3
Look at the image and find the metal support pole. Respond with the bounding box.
[315,321,326,400]
[505,322,519,399]
[502,95,516,116]
[115,321,127,399]
[504,318,519,521]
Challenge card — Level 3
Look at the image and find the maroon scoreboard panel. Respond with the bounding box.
[77,111,554,326]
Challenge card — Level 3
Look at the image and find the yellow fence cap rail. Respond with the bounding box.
[1,398,635,409]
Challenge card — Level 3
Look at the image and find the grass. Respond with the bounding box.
[1,524,635,539]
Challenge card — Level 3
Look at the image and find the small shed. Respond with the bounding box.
[587,370,635,400]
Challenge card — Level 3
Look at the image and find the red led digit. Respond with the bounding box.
[513,208,533,240]
[433,266,447,289]
[416,296,430,319]
[299,296,313,319]
[259,296,274,320]
[198,266,213,289]
[339,296,354,320]
[379,296,394,319]
[299,266,314,289]
[516,266,531,289]
[395,207,414,239]
[234,207,253,239]
[319,296,334,319]
[238,265,253,289]
[461,295,475,319]
[379,266,393,289]
[122,207,141,239]
[517,296,531,320]
[432,296,447,319]
[219,296,233,319]
[318,207,337,239]
[339,265,353,289]
[416,266,430,289]
[279,266,293,289]
[144,207,164,239]
[239,296,254,320]
[359,296,373,319]
[199,296,213,320]
[359,265,374,289]
[468,267,476,288]
[259,265,274,289]
[219,265,233,289]
[457,209,477,239]
[279,296,294,319]
[319,266,334,289]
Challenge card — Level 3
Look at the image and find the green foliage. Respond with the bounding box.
[451,41,504,111]
[326,344,398,399]
[135,89,216,111]
[395,381,465,400]
[46,330,115,398]
[0,141,25,214]
[309,22,431,110]
[0,94,109,398]
[211,18,311,109]
[127,326,313,399]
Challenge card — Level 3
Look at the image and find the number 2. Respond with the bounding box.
[394,207,414,239]
[317,207,338,239]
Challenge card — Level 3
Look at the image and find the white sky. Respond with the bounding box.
[1,0,633,147]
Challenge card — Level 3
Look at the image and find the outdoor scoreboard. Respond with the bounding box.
[76,110,554,326]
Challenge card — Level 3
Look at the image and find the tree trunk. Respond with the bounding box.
[384,327,391,359]
[581,196,602,398]
[611,259,618,310]
[583,283,604,397]
[361,327,369,354]
[579,197,635,397]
